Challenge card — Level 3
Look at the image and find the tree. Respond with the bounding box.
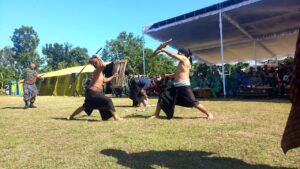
[102,32,144,74]
[0,47,16,85]
[67,47,89,67]
[283,56,294,68]
[42,42,89,71]
[144,48,176,76]
[102,31,176,75]
[42,43,67,70]
[10,26,43,73]
[192,62,210,77]
[0,46,14,68]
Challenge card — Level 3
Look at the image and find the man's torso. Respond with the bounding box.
[175,58,190,82]
[89,69,104,91]
[23,68,37,84]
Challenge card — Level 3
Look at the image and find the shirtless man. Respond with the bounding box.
[68,55,123,121]
[149,46,213,119]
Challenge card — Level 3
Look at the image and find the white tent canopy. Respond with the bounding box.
[144,0,300,64]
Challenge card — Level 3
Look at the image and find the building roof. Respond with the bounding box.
[144,0,300,64]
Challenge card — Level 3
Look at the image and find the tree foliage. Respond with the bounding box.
[283,56,294,68]
[42,43,89,71]
[191,62,210,77]
[0,47,16,83]
[102,32,143,74]
[144,48,176,76]
[102,31,176,75]
[10,26,43,73]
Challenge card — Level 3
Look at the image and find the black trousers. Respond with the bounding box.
[129,79,142,107]
[159,85,199,119]
[83,89,115,120]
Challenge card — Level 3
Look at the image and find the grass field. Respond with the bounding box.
[0,96,299,169]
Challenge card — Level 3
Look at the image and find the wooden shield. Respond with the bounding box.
[111,60,127,88]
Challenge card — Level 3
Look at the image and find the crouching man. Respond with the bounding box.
[68,55,123,121]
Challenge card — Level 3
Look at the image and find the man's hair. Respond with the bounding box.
[89,55,99,65]
[178,48,192,57]
[178,48,193,65]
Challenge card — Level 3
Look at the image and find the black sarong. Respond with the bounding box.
[159,85,199,119]
[83,89,115,120]
[129,79,142,107]
[281,30,300,153]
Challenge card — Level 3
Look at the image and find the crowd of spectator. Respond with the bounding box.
[107,62,291,98]
[191,62,291,98]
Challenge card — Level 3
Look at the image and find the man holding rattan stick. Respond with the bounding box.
[68,55,123,121]
[149,40,213,120]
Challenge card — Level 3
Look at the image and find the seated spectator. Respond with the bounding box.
[267,66,279,97]
[277,63,288,97]
[198,74,209,88]
[256,66,266,86]
[248,67,261,87]
[209,70,221,98]
[229,66,243,96]
[262,65,270,85]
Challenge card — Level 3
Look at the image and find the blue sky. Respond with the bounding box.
[0,0,223,56]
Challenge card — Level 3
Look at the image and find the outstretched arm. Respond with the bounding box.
[159,48,186,62]
[150,39,172,59]
[34,72,44,80]
[104,73,117,83]
[164,73,175,78]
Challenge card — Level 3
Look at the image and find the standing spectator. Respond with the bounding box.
[20,63,43,109]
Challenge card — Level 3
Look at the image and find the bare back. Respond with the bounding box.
[175,57,191,82]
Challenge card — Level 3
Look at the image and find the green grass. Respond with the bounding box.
[0,96,299,169]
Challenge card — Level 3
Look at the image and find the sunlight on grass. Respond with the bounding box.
[0,96,299,169]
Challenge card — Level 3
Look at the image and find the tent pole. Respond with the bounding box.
[219,9,226,97]
[253,40,257,68]
[142,27,146,76]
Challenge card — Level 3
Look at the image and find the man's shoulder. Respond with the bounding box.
[178,57,189,64]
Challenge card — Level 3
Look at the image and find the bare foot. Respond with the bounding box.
[207,112,214,120]
[114,116,124,121]
[67,116,74,120]
[148,115,159,119]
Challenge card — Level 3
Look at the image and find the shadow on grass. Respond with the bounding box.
[50,117,100,122]
[100,149,293,169]
[124,114,206,120]
[1,107,25,110]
